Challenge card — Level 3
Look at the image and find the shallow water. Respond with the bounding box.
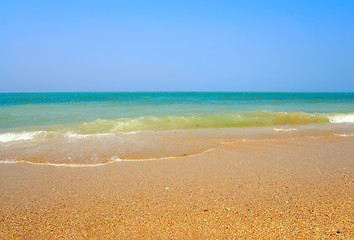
[0,92,353,166]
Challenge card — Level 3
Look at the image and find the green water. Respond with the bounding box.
[0,92,353,137]
[0,92,353,166]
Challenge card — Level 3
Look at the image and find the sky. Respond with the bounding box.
[1,0,354,92]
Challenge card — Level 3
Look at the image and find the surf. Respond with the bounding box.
[1,111,353,143]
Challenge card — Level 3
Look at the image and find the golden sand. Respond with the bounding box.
[0,136,353,239]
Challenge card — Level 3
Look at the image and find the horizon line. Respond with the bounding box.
[1,90,353,94]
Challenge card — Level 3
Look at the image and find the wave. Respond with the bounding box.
[63,111,332,133]
[0,111,353,143]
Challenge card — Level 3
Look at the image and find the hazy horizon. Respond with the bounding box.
[1,90,354,93]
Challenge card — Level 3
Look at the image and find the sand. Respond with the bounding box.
[0,135,353,239]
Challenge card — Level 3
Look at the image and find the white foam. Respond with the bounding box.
[0,157,122,168]
[329,114,354,123]
[65,132,114,139]
[334,133,354,137]
[0,160,22,164]
[0,131,45,143]
[273,128,297,132]
[110,156,123,162]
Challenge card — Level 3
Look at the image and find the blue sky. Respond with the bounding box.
[1,0,353,92]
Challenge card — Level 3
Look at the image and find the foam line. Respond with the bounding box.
[333,133,354,137]
[273,128,297,132]
[0,131,46,143]
[0,158,122,168]
[0,136,336,167]
[0,143,230,167]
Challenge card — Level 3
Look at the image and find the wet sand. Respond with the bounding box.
[0,135,353,239]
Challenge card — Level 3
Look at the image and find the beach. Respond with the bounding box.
[2,0,354,237]
[1,131,353,239]
[0,92,353,238]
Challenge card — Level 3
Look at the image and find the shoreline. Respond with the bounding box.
[0,135,353,238]
[0,134,353,168]
[1,123,353,167]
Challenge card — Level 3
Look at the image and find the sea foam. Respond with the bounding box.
[65,132,114,139]
[334,133,354,137]
[329,114,354,123]
[0,131,45,143]
[273,128,297,132]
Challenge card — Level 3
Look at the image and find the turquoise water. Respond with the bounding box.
[0,92,353,166]
[0,92,353,136]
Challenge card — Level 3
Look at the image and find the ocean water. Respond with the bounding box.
[0,92,353,166]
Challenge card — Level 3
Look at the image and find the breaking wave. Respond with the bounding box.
[0,111,353,143]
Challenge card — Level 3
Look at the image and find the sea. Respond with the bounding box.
[1,92,353,166]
